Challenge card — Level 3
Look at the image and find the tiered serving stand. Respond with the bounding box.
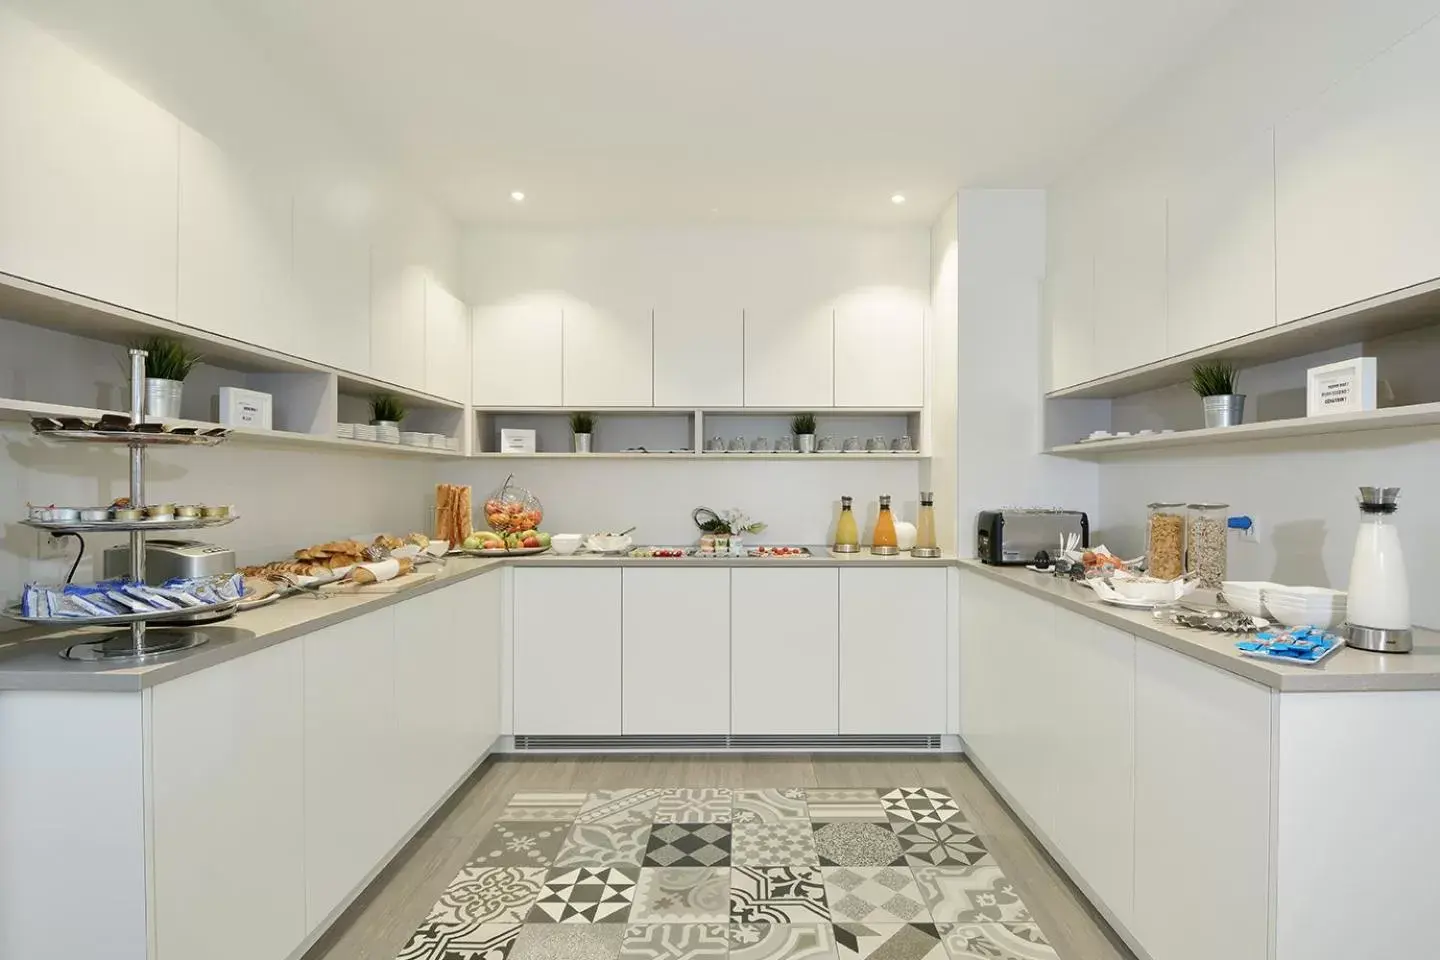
[7,349,237,661]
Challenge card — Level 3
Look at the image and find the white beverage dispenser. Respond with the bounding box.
[1346,486,1412,653]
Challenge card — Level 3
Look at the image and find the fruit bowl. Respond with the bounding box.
[483,475,543,535]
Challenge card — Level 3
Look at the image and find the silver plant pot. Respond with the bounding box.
[145,378,184,420]
[1202,394,1246,428]
[573,432,592,453]
[797,433,816,454]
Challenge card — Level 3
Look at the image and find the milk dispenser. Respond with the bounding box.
[1346,486,1412,653]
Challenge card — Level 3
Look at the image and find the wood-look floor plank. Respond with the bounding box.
[302,754,1135,960]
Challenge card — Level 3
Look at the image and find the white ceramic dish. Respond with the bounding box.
[1088,578,1173,609]
[1262,601,1347,630]
[585,533,633,554]
[551,534,583,555]
[423,540,449,558]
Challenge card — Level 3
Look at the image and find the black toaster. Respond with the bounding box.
[976,509,1089,565]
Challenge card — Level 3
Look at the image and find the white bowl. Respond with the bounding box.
[1266,585,1347,605]
[1109,578,1186,603]
[1223,580,1281,597]
[551,534,584,555]
[1225,593,1269,618]
[1264,604,1346,630]
[585,533,633,554]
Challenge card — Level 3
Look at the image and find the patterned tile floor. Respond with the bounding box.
[395,787,1059,960]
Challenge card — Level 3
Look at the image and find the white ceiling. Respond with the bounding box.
[214,1,1244,224]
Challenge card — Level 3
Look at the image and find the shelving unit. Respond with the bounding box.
[470,451,924,460]
[1047,402,1440,457]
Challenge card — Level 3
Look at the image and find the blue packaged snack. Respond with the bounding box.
[20,583,50,618]
[122,584,181,611]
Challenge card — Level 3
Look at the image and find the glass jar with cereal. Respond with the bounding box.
[1146,502,1187,580]
[1186,502,1229,588]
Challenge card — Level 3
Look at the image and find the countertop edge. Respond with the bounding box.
[957,560,1440,694]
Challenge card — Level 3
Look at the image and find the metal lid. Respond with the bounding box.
[920,491,934,504]
[841,495,853,508]
[879,495,891,507]
[1359,486,1400,504]
[1147,501,1185,508]
[1186,502,1229,509]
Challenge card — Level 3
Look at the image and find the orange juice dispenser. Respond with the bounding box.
[871,494,899,556]
[833,495,860,554]
[912,491,941,557]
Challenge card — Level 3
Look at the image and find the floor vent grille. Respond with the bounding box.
[511,733,945,752]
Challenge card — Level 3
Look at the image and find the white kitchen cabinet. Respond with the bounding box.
[293,188,372,376]
[369,254,427,393]
[653,306,744,407]
[302,608,397,929]
[177,126,297,355]
[563,303,654,406]
[149,640,306,960]
[513,568,622,735]
[0,13,179,321]
[1048,611,1135,927]
[730,568,838,735]
[839,568,946,732]
[1044,186,1096,391]
[1166,129,1276,356]
[395,587,466,829]
[1276,16,1440,323]
[472,300,564,407]
[833,299,925,408]
[424,277,471,403]
[1092,178,1167,375]
[1133,642,1272,960]
[455,571,504,761]
[743,304,834,407]
[622,569,730,734]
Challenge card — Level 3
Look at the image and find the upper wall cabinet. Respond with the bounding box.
[1045,187,1096,391]
[1276,16,1440,323]
[744,304,834,407]
[563,302,654,407]
[834,297,925,407]
[0,14,179,320]
[178,127,298,356]
[1166,129,1276,357]
[423,278,470,403]
[1092,178,1167,374]
[472,300,563,407]
[293,188,372,377]
[653,306,744,407]
[369,254,427,394]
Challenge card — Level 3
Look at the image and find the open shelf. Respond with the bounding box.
[469,451,925,460]
[1047,277,1440,400]
[1046,401,1440,457]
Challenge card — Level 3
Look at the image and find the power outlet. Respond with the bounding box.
[1236,517,1260,544]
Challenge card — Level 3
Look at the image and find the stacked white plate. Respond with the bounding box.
[400,431,428,447]
[444,436,460,452]
[1263,585,1347,629]
[353,423,379,442]
[374,424,401,444]
[334,422,356,440]
[1221,580,1283,618]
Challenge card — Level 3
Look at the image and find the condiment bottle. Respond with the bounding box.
[912,491,940,557]
[871,495,898,556]
[833,496,860,554]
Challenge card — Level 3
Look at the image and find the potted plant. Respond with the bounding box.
[370,393,406,443]
[1192,360,1244,427]
[135,336,202,420]
[693,506,767,555]
[569,411,595,453]
[791,412,817,453]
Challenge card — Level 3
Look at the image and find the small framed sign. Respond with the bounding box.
[500,428,537,454]
[218,386,273,430]
[1307,358,1377,417]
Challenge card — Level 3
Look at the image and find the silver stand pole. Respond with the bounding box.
[128,348,147,655]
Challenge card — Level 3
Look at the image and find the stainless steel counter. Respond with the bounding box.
[959,559,1440,693]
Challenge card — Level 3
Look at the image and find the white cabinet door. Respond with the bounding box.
[293,188,372,375]
[370,255,427,393]
[395,587,464,829]
[743,304,834,407]
[513,568,622,735]
[839,568,946,733]
[653,306,744,407]
[1276,16,1440,322]
[150,641,306,960]
[1167,129,1276,356]
[473,301,564,407]
[0,13,179,320]
[1092,180,1167,375]
[455,570,504,760]
[731,568,838,734]
[302,608,397,930]
[622,569,730,734]
[425,277,470,403]
[1049,612,1135,927]
[563,303,654,406]
[1133,642,1271,960]
[833,300,925,408]
[1045,186,1096,391]
[959,572,1006,765]
[177,126,297,355]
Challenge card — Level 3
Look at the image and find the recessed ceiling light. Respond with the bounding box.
[510,190,525,202]
[890,193,906,205]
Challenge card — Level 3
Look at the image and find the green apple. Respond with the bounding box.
[518,529,537,540]
[536,532,552,548]
[462,534,482,550]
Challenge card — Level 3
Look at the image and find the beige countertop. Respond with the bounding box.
[959,559,1440,693]
[0,549,950,691]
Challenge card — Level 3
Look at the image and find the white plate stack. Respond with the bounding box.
[400,431,428,447]
[353,423,379,442]
[1220,580,1282,618]
[334,422,356,440]
[1264,585,1347,629]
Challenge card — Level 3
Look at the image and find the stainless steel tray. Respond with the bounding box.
[33,428,228,447]
[3,594,241,626]
[22,515,238,534]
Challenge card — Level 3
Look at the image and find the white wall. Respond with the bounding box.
[926,199,960,552]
